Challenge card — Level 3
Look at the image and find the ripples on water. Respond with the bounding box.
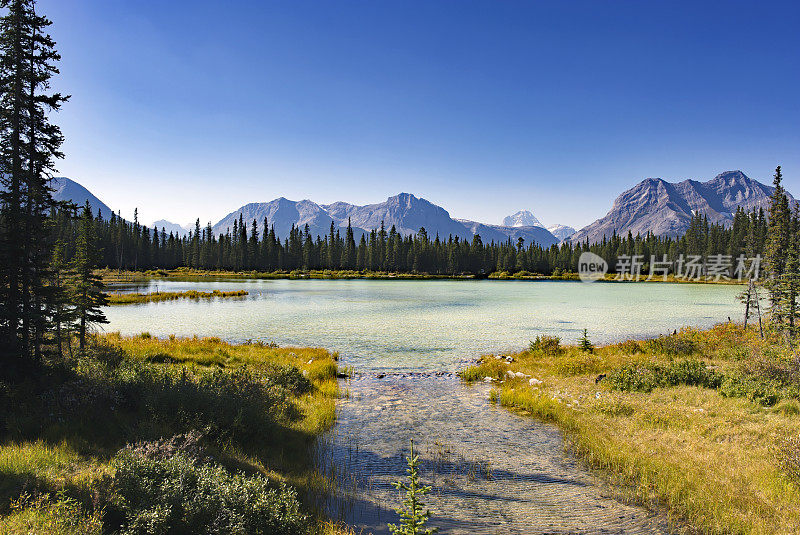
[316,374,676,534]
[104,279,739,533]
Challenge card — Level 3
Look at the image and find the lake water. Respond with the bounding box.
[104,279,742,534]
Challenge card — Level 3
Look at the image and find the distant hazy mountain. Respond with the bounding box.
[456,220,559,247]
[52,177,113,219]
[152,219,190,237]
[502,210,542,228]
[571,170,794,244]
[547,224,576,241]
[214,198,339,242]
[214,193,561,248]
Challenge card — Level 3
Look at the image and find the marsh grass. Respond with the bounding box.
[0,334,344,534]
[99,267,473,283]
[107,289,248,305]
[98,267,744,285]
[462,324,800,534]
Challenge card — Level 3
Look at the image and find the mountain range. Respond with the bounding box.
[50,170,792,248]
[570,170,791,244]
[212,193,562,248]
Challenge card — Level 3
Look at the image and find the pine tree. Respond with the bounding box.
[70,202,107,352]
[49,221,74,356]
[0,0,68,365]
[388,439,438,535]
[764,166,792,326]
[578,328,594,353]
[779,203,800,336]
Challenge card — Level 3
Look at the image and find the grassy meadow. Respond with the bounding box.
[460,324,800,534]
[0,333,351,534]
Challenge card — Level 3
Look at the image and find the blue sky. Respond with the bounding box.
[40,0,799,229]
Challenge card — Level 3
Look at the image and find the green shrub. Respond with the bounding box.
[616,340,643,355]
[143,352,179,364]
[529,335,561,355]
[125,431,206,461]
[715,344,750,361]
[662,359,723,389]
[120,367,299,442]
[644,335,697,356]
[263,364,312,396]
[719,373,781,406]
[746,353,800,386]
[89,341,126,368]
[111,447,309,535]
[607,359,720,393]
[607,364,661,392]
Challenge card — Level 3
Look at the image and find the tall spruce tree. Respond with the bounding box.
[49,215,74,356]
[764,166,792,326]
[70,202,107,352]
[0,0,68,365]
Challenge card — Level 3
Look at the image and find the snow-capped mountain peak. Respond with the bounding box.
[502,210,542,228]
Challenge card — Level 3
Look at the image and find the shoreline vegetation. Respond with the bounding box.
[460,324,800,534]
[99,267,745,285]
[106,289,248,305]
[0,334,354,534]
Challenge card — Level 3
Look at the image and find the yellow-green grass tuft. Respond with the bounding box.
[107,289,248,305]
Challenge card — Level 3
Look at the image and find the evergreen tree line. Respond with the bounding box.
[58,203,770,277]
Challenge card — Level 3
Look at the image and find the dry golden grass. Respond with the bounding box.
[106,289,248,304]
[461,324,800,534]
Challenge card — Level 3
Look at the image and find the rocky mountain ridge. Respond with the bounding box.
[570,170,792,244]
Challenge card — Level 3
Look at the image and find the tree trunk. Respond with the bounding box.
[744,280,751,328]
